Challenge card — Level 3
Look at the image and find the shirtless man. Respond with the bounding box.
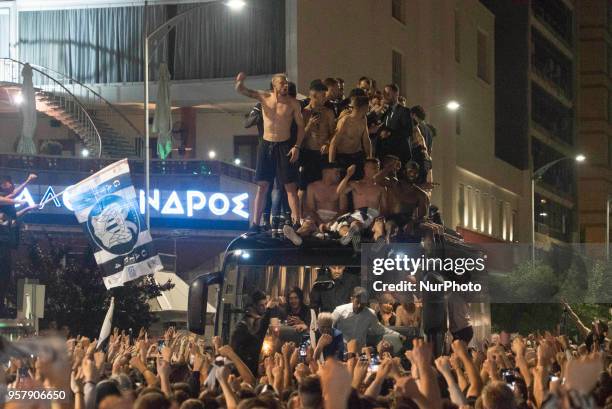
[298,81,336,219]
[375,156,429,242]
[329,95,372,180]
[284,163,347,246]
[332,159,386,247]
[235,73,305,233]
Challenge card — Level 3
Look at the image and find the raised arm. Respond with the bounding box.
[336,165,356,196]
[562,302,590,339]
[235,72,266,101]
[7,174,37,199]
[451,340,483,399]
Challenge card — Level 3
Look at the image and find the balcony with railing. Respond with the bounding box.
[532,0,573,48]
[532,139,575,198]
[531,30,573,102]
[0,153,255,184]
[531,83,574,146]
[534,193,573,242]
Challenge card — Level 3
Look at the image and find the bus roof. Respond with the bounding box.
[222,230,482,267]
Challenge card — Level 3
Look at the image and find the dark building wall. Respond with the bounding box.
[481,0,530,170]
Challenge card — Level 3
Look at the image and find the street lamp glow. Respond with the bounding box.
[234,158,241,165]
[13,93,23,105]
[208,150,216,159]
[446,100,460,111]
[539,212,548,217]
[575,154,586,162]
[226,0,246,10]
[81,148,90,157]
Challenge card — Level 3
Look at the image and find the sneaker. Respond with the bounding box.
[340,225,359,245]
[283,225,303,246]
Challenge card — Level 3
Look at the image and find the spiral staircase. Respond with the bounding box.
[0,58,141,158]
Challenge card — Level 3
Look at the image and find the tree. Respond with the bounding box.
[9,236,174,337]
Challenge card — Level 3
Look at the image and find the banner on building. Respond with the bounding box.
[66,159,163,289]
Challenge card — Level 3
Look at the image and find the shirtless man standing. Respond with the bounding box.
[333,159,387,247]
[329,95,372,179]
[375,156,429,241]
[284,163,348,246]
[235,73,305,233]
[298,81,336,219]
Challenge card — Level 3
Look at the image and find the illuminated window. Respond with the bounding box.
[458,184,466,226]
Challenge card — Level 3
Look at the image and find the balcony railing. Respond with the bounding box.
[532,0,573,48]
[531,31,573,101]
[531,83,574,146]
[0,154,255,183]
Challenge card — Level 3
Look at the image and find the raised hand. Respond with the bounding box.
[319,359,352,409]
[236,72,246,84]
[317,334,333,349]
[565,352,604,395]
[434,356,453,377]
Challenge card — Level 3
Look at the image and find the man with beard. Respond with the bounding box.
[235,72,305,234]
[283,163,347,246]
[310,265,360,313]
[332,287,402,353]
[230,290,278,375]
[328,95,372,180]
[0,174,37,317]
[374,156,429,241]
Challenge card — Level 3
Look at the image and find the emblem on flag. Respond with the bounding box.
[66,159,163,288]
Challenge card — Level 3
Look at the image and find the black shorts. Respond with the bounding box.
[255,139,299,185]
[298,149,326,190]
[336,151,365,180]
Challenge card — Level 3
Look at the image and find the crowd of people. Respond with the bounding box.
[238,73,436,249]
[0,300,609,409]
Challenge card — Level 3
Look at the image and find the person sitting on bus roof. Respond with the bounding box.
[332,159,387,249]
[283,162,348,246]
[374,156,429,242]
[332,287,403,354]
[313,312,344,361]
[279,287,311,333]
[230,290,280,376]
[310,265,360,314]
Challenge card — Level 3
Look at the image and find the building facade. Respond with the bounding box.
[482,0,579,246]
[576,1,612,249]
[0,0,527,245]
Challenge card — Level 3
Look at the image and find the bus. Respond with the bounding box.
[187,226,490,350]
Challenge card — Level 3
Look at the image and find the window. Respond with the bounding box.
[477,30,490,83]
[0,8,9,58]
[454,10,460,62]
[233,135,258,169]
[458,184,466,226]
[392,50,403,93]
[392,0,405,24]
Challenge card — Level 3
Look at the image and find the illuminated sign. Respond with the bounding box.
[14,185,249,221]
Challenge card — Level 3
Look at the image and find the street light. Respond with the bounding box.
[446,100,460,111]
[531,154,586,264]
[143,0,245,228]
[208,150,216,159]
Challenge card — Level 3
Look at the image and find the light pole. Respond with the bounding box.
[531,154,586,264]
[143,0,245,228]
[606,195,611,261]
